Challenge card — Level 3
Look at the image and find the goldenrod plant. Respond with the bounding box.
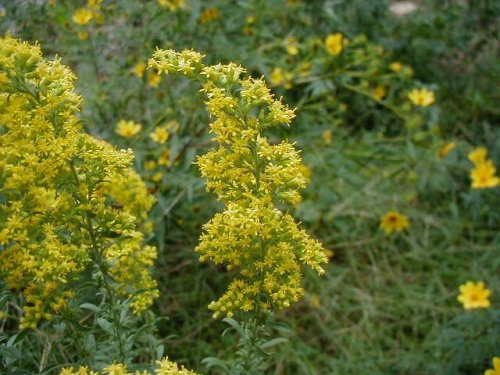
[149,49,327,320]
[0,37,159,366]
[149,49,327,373]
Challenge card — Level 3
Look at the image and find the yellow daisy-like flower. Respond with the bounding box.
[77,31,89,40]
[158,149,171,166]
[148,72,161,87]
[322,130,332,145]
[115,120,142,138]
[309,294,321,308]
[297,61,311,77]
[144,160,157,170]
[269,67,293,89]
[389,61,403,72]
[457,281,491,310]
[199,7,220,24]
[408,88,435,106]
[325,33,348,56]
[485,357,500,375]
[437,142,456,159]
[470,160,500,189]
[165,120,180,132]
[468,147,488,166]
[379,211,410,235]
[372,85,386,101]
[285,36,299,55]
[72,8,93,25]
[133,62,146,78]
[87,0,103,9]
[149,127,169,144]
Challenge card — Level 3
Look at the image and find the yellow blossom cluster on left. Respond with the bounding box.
[60,357,198,375]
[0,38,158,329]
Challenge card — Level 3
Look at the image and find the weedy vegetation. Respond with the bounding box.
[0,1,498,374]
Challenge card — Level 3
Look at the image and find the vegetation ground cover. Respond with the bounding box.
[0,1,498,374]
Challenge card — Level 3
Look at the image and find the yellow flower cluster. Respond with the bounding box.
[0,38,158,329]
[149,49,327,318]
[60,357,198,375]
[468,147,500,189]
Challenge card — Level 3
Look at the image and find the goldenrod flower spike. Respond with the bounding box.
[0,38,158,328]
[149,49,328,318]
